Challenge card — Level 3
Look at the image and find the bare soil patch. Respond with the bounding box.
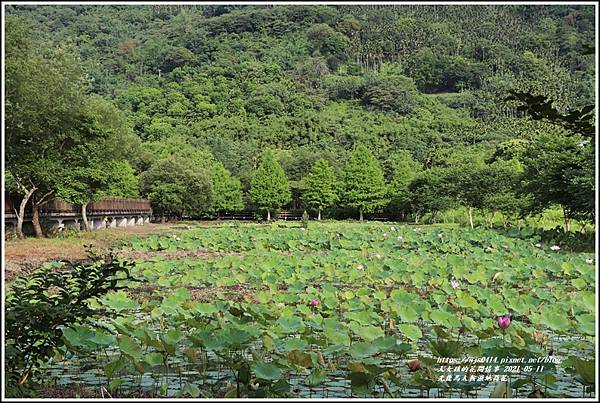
[3,223,178,281]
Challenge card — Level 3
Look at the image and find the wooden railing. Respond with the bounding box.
[216,211,258,220]
[278,210,304,220]
[4,195,152,216]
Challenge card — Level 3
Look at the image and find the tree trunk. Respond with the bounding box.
[32,204,43,238]
[16,187,36,239]
[359,208,363,221]
[31,190,53,238]
[81,202,90,231]
[318,209,321,221]
[267,209,271,221]
[562,206,570,232]
[161,215,166,224]
[489,210,496,229]
[468,206,474,229]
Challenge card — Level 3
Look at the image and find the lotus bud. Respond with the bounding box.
[407,359,421,372]
[497,315,511,330]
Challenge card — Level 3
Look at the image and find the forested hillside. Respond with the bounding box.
[5,4,595,236]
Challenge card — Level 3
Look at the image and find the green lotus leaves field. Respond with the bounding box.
[44,222,595,397]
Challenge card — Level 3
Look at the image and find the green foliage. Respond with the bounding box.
[362,74,419,115]
[302,159,338,219]
[57,97,142,206]
[323,74,365,100]
[35,221,593,397]
[4,255,135,395]
[340,144,388,219]
[520,128,594,223]
[445,153,488,211]
[386,150,422,216]
[161,46,197,73]
[507,91,595,138]
[4,5,595,233]
[100,161,140,198]
[140,157,214,219]
[249,149,291,218]
[409,168,456,221]
[306,22,350,69]
[408,49,485,93]
[301,210,310,228]
[5,16,89,205]
[481,159,526,221]
[4,170,19,194]
[212,161,244,213]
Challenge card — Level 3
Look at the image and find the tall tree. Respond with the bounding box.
[5,17,88,237]
[386,150,422,220]
[302,159,338,220]
[481,159,526,228]
[445,154,488,229]
[211,161,244,215]
[341,144,388,221]
[409,168,456,224]
[249,149,291,221]
[56,97,141,231]
[140,157,213,222]
[57,161,139,231]
[520,127,594,230]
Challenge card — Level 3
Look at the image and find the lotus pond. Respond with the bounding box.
[41,222,595,398]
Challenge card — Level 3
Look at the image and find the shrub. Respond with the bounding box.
[4,253,136,396]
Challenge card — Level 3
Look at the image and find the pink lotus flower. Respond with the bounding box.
[309,299,320,308]
[450,279,460,289]
[383,232,389,238]
[497,315,511,330]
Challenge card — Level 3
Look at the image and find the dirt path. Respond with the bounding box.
[3,223,178,282]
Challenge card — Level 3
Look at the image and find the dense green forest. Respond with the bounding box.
[4,4,596,237]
